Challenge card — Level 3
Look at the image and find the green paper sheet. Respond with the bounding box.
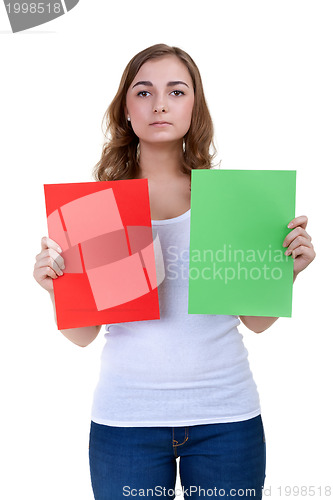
[188,169,296,317]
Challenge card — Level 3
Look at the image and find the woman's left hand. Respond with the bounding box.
[283,215,316,277]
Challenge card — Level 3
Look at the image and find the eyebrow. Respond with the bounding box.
[131,80,190,89]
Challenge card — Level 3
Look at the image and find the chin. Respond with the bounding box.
[145,131,185,142]
[143,137,183,147]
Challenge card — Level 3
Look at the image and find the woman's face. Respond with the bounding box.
[125,55,195,146]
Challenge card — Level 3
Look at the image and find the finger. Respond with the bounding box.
[37,247,65,270]
[284,236,313,255]
[283,227,312,247]
[35,256,64,277]
[34,265,58,282]
[289,245,313,260]
[287,215,308,230]
[41,236,63,254]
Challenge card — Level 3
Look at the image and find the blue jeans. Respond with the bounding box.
[89,415,266,499]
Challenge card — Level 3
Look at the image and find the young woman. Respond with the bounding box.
[33,44,316,499]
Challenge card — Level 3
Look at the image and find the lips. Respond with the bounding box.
[149,121,172,126]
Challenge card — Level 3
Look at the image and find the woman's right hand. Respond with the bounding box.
[33,236,65,293]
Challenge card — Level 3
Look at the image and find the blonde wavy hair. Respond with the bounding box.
[93,43,216,183]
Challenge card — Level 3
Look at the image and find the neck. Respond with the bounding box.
[136,140,185,180]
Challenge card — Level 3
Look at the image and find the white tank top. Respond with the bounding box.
[91,208,261,427]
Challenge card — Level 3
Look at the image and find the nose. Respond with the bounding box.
[153,101,167,113]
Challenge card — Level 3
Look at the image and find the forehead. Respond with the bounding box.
[133,55,192,85]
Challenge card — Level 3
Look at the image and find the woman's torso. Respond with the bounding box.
[90,177,261,426]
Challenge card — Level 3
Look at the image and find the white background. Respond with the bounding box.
[0,1,332,498]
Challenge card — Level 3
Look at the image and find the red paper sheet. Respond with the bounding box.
[44,180,160,329]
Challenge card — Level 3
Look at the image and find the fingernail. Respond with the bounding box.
[287,223,293,228]
[57,246,62,253]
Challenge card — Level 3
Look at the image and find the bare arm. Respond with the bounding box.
[239,271,298,333]
[243,211,316,334]
[49,290,102,347]
[239,315,279,334]
[34,236,102,347]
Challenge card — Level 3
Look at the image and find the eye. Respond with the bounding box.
[170,90,185,96]
[137,90,151,97]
